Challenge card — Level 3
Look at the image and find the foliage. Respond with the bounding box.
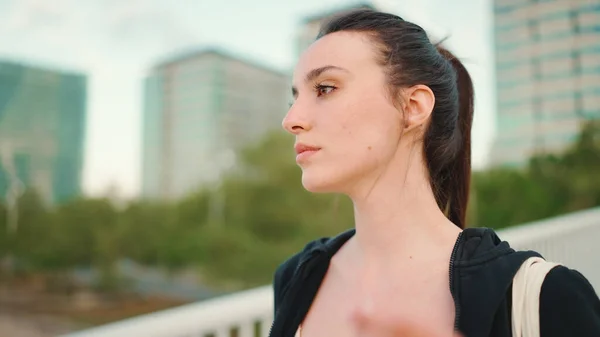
[470,120,600,228]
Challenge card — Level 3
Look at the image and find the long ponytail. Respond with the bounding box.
[432,46,474,229]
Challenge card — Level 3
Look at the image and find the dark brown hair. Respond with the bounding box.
[318,9,474,228]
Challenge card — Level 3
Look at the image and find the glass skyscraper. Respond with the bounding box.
[0,60,87,204]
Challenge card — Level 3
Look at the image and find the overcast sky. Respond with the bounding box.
[0,0,496,198]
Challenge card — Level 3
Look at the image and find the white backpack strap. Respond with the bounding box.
[511,257,561,337]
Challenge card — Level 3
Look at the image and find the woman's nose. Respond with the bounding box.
[282,104,312,135]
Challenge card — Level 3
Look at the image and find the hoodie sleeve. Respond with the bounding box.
[539,266,600,337]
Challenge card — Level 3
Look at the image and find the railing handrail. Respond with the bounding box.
[62,285,273,337]
[497,207,600,246]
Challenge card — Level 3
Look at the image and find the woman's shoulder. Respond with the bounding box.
[540,265,600,336]
[542,265,598,297]
[274,236,330,282]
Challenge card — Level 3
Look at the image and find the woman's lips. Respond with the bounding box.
[295,143,321,163]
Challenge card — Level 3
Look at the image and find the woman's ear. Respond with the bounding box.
[402,84,435,133]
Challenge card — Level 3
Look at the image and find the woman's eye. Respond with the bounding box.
[315,85,336,97]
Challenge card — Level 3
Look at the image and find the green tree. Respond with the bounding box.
[0,201,8,258]
[11,190,52,271]
[471,120,600,229]
[50,198,121,291]
[560,121,600,210]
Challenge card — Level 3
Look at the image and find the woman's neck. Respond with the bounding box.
[347,156,461,268]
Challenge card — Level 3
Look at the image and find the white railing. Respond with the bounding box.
[61,207,600,337]
[499,207,600,292]
[61,285,274,337]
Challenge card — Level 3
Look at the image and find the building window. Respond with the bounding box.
[532,58,542,81]
[572,50,582,75]
[569,10,580,34]
[528,19,539,42]
[528,18,541,83]
[574,91,584,118]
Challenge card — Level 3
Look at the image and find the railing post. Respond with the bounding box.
[260,315,273,337]
[215,326,230,337]
[238,321,254,337]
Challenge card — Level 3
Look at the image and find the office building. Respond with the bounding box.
[492,1,600,166]
[141,49,289,200]
[0,60,87,204]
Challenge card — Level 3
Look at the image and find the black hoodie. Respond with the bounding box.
[269,228,600,337]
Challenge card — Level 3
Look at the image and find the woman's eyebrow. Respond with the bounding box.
[291,65,350,98]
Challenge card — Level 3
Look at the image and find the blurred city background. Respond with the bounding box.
[0,0,599,336]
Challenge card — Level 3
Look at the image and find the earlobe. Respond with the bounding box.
[403,85,435,132]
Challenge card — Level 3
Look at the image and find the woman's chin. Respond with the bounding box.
[301,171,339,193]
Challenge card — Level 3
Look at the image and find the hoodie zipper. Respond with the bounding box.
[268,304,280,337]
[449,231,464,331]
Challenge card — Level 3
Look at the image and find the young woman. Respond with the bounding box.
[269,8,600,337]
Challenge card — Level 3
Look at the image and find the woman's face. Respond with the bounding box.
[284,31,404,194]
